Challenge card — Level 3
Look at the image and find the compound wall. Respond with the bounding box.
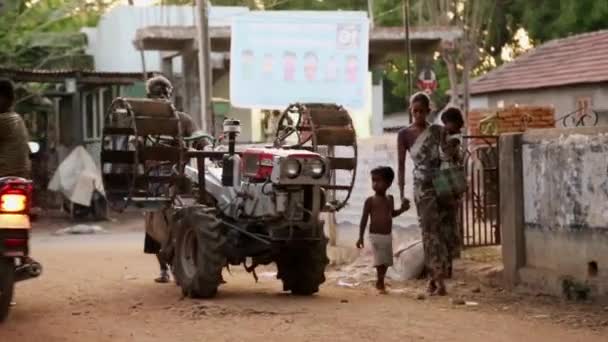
[501,127,608,297]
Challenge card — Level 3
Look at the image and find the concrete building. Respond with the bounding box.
[469,30,608,128]
[81,5,253,138]
[81,5,249,73]
[0,67,153,208]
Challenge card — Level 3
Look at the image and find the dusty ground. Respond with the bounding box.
[1,214,607,342]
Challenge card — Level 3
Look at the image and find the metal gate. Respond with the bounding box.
[460,135,500,248]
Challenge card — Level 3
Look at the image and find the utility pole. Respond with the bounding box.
[402,0,413,123]
[195,0,214,135]
[367,0,374,28]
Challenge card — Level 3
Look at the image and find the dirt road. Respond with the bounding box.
[1,220,606,342]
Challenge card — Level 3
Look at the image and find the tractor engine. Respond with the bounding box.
[235,147,329,220]
[183,120,330,222]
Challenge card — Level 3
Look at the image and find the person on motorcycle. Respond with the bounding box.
[0,78,30,179]
[0,78,33,308]
[144,76,199,283]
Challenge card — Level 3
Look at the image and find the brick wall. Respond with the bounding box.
[468,106,555,136]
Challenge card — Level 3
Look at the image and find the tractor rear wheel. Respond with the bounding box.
[173,207,226,298]
[277,236,329,296]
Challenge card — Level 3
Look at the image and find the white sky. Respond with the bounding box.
[501,28,533,62]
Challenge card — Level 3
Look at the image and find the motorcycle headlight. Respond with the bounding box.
[309,158,325,178]
[285,158,301,178]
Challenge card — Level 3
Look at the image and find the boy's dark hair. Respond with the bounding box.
[441,107,465,128]
[371,166,395,185]
[410,91,430,109]
[0,78,15,103]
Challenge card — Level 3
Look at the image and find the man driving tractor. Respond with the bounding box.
[143,75,199,283]
[0,78,39,310]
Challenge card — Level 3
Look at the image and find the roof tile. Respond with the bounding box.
[470,30,608,94]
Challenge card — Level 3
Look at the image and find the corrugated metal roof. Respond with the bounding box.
[470,30,608,95]
[0,68,156,84]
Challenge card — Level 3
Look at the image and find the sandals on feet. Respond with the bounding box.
[426,280,437,295]
[155,272,170,283]
[435,285,447,296]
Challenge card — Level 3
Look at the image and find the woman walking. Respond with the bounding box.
[438,107,465,278]
[397,92,458,296]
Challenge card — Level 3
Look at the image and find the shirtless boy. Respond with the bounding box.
[357,166,410,293]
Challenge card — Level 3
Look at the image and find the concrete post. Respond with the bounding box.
[161,56,173,82]
[371,66,384,136]
[195,0,214,135]
[71,92,82,146]
[499,133,526,289]
[182,50,202,128]
[327,212,338,247]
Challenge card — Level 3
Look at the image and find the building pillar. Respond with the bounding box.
[371,65,384,136]
[499,133,527,289]
[161,55,173,81]
[182,49,202,129]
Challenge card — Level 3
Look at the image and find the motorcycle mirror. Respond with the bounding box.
[28,142,40,154]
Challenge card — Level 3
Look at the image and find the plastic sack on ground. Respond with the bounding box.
[48,146,105,207]
[387,239,424,281]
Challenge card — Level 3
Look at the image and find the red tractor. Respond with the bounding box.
[101,100,357,298]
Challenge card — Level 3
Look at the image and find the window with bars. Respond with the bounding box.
[83,87,116,141]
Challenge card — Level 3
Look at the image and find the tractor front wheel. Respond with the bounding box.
[173,207,226,299]
[277,236,329,296]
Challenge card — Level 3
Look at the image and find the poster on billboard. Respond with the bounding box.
[230,11,370,110]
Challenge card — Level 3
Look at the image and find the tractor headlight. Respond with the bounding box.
[309,158,325,178]
[285,158,301,178]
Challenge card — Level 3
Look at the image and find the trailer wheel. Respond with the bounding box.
[0,258,15,323]
[173,207,226,298]
[277,235,329,296]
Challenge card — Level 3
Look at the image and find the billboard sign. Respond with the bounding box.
[230,11,370,110]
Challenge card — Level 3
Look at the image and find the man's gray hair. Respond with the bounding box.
[146,75,173,95]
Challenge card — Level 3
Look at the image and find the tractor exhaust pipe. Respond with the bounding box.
[221,119,242,187]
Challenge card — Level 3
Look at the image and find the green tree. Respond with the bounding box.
[0,0,118,105]
[508,0,608,42]
[0,0,118,69]
[384,56,450,112]
[370,1,510,111]
[163,0,366,9]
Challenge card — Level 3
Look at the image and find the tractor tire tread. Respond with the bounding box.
[277,236,329,296]
[173,207,226,299]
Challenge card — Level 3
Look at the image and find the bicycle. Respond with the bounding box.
[559,109,599,128]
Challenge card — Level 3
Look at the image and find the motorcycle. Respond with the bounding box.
[0,142,43,322]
